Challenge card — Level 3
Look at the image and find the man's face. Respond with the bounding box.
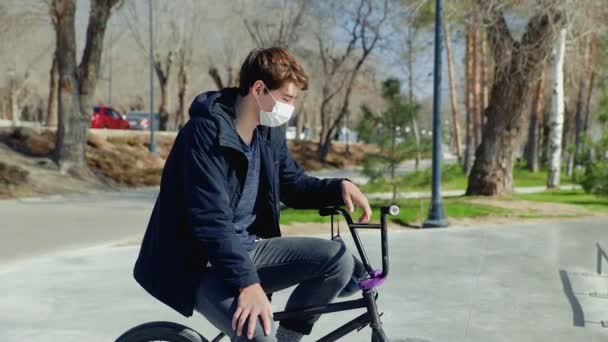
[253,81,297,114]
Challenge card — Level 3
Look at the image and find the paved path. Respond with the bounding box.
[1,215,607,341]
[0,188,155,264]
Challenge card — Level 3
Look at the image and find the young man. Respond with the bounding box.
[133,47,372,341]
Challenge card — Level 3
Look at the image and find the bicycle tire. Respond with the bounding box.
[115,321,209,342]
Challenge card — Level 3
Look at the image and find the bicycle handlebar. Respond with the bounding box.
[318,205,399,282]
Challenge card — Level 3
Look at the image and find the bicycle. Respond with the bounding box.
[115,204,399,342]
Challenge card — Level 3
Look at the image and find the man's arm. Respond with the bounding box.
[183,120,259,291]
[278,135,348,209]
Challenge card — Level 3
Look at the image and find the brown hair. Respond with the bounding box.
[238,47,309,96]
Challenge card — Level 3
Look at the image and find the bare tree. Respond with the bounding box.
[0,0,49,125]
[241,0,307,48]
[442,12,462,162]
[314,0,390,161]
[124,0,196,131]
[397,0,432,171]
[465,1,566,195]
[50,0,123,172]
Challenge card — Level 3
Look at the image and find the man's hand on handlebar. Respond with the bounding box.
[340,179,372,223]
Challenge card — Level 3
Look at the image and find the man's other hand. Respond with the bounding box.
[341,180,372,223]
[233,283,273,339]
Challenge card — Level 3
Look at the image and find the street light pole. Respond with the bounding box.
[423,0,448,228]
[148,0,157,155]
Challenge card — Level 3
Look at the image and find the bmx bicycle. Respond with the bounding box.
[116,204,399,342]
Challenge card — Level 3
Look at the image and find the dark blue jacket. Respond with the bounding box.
[133,87,347,317]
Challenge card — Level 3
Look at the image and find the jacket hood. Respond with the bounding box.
[188,87,240,123]
[187,87,271,151]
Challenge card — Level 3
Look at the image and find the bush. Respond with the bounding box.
[579,161,608,197]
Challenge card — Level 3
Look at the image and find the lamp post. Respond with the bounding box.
[148,0,157,155]
[423,0,448,228]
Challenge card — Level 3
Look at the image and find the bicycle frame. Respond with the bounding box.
[209,205,398,342]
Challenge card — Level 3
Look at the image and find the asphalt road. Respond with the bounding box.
[0,187,157,264]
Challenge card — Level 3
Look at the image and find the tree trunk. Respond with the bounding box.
[574,37,592,167]
[466,8,564,196]
[53,0,83,170]
[472,21,482,148]
[8,71,20,127]
[547,28,567,188]
[47,51,59,127]
[53,0,118,172]
[158,79,170,131]
[583,70,595,135]
[176,60,189,130]
[481,34,489,118]
[525,71,545,172]
[406,29,421,171]
[442,14,462,161]
[463,24,475,174]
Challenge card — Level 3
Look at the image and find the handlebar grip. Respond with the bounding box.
[385,205,399,216]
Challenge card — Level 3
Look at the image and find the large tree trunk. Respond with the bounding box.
[53,0,82,170]
[53,0,118,172]
[46,51,59,127]
[525,71,545,172]
[466,6,564,196]
[463,24,475,174]
[547,28,567,188]
[443,14,462,161]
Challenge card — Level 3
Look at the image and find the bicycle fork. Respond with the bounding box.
[315,288,388,342]
[363,289,389,342]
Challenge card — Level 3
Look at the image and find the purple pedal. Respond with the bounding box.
[358,270,385,290]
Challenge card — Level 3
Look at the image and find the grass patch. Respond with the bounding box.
[514,189,608,213]
[279,196,512,226]
[361,164,573,193]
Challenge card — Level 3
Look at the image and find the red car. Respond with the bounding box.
[90,105,130,129]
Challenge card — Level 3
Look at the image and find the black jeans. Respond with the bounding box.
[194,236,355,341]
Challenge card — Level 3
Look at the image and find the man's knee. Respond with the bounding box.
[321,239,355,284]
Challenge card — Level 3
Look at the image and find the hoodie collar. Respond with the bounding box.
[188,87,270,153]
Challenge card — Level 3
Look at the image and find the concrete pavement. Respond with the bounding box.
[0,187,156,264]
[1,216,607,341]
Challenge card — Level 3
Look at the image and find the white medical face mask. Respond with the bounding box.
[254,84,295,127]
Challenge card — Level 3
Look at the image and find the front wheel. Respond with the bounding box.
[115,321,208,342]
